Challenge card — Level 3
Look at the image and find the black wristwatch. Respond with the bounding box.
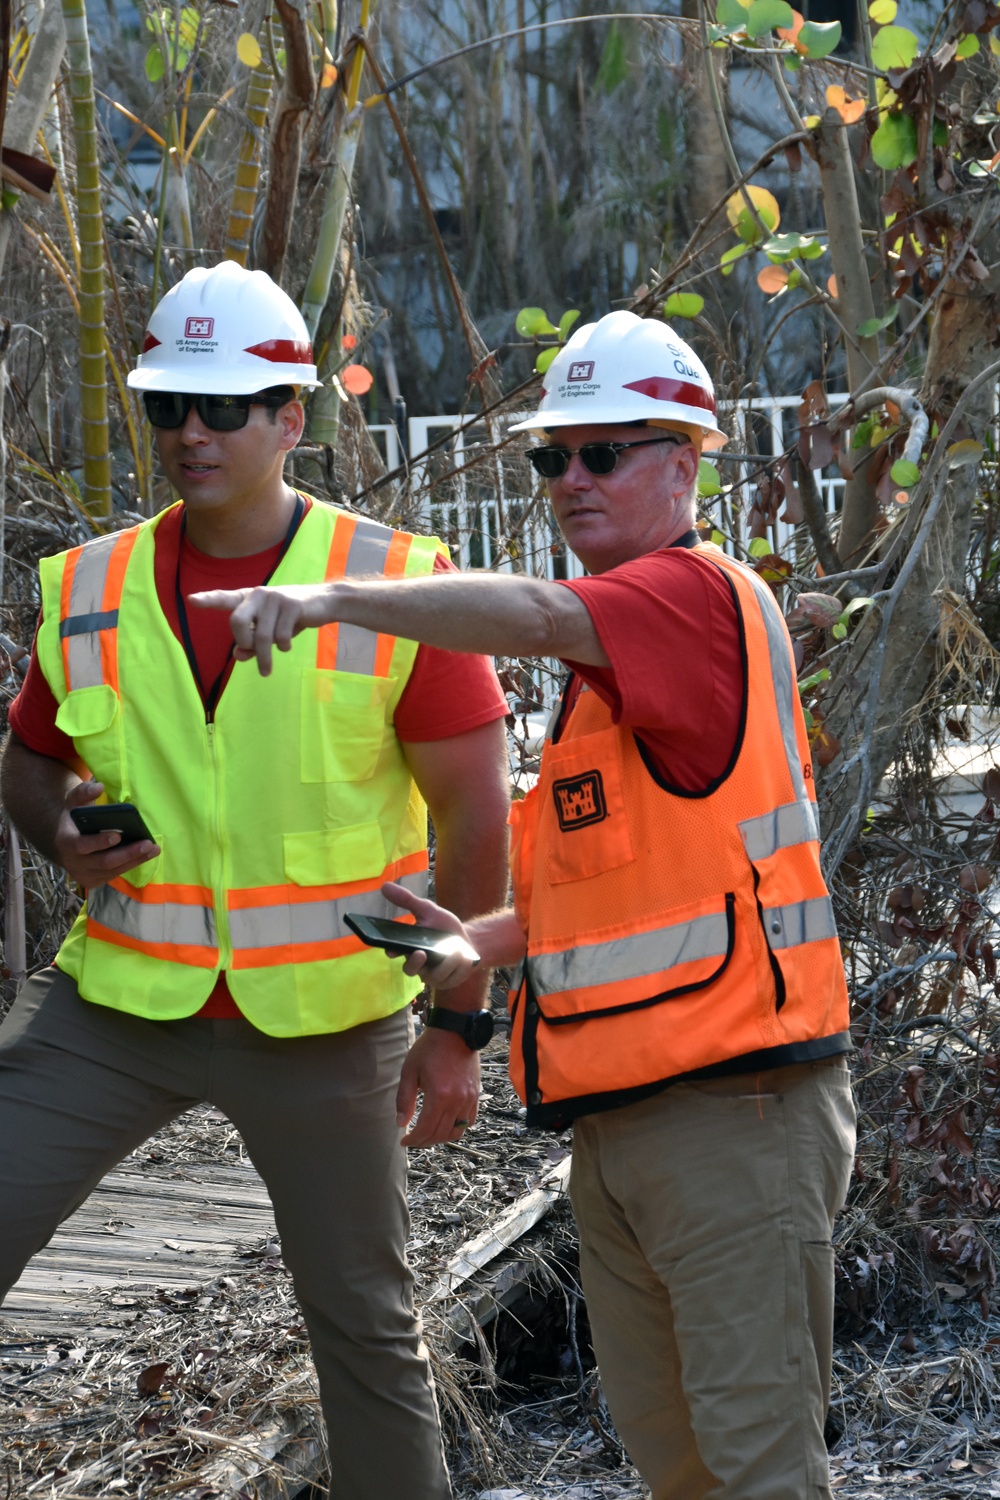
[424,1006,494,1051]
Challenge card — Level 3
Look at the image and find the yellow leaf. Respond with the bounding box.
[991,33,1000,56]
[725,184,780,243]
[868,0,897,21]
[321,61,338,88]
[236,32,262,67]
[804,113,822,128]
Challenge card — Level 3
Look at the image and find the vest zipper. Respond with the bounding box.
[207,720,232,971]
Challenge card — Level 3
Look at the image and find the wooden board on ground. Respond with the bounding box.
[3,1158,278,1339]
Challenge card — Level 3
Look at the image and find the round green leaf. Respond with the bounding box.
[868,0,897,20]
[747,537,772,558]
[764,232,824,261]
[784,53,801,70]
[145,44,165,81]
[516,306,558,338]
[663,292,705,319]
[535,346,559,374]
[871,111,918,169]
[831,621,847,639]
[890,459,920,486]
[746,0,794,39]
[871,24,919,70]
[799,19,841,59]
[558,309,581,341]
[716,0,750,27]
[697,459,722,498]
[956,33,980,58]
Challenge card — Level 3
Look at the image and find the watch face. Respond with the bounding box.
[468,1011,494,1050]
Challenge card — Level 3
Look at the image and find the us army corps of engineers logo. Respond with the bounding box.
[553,770,608,831]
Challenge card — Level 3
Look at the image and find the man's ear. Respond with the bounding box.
[672,441,700,498]
[278,400,306,451]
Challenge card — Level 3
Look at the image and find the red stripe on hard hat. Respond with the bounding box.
[623,377,716,414]
[244,339,314,365]
[141,333,162,353]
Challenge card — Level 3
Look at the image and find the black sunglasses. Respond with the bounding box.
[142,390,291,432]
[525,434,684,480]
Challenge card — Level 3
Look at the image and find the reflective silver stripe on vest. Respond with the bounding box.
[228,869,428,952]
[763,895,838,950]
[740,567,810,806]
[88,884,218,950]
[335,518,399,675]
[739,798,819,862]
[62,533,123,690]
[527,909,730,999]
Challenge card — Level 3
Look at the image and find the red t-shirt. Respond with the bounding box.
[557,540,744,792]
[10,503,508,1017]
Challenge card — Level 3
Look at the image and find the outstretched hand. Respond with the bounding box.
[190,584,337,675]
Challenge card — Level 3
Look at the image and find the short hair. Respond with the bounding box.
[259,385,297,422]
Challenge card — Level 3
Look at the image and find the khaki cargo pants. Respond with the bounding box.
[0,966,452,1500]
[570,1056,856,1500]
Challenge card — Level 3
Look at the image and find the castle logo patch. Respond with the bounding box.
[553,771,607,831]
[567,360,595,382]
[185,316,215,338]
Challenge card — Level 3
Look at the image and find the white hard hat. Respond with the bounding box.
[127,261,321,395]
[509,310,727,451]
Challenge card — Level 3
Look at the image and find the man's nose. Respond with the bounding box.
[178,405,211,443]
[559,452,593,488]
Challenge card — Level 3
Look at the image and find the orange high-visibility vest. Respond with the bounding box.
[508,543,851,1129]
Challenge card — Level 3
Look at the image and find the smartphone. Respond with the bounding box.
[70,802,153,846]
[344,913,473,968]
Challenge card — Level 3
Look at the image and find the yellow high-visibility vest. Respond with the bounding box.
[35,499,446,1036]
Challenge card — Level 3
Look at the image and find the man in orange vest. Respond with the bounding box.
[199,310,857,1500]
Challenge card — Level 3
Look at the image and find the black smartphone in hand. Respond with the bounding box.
[70,802,153,846]
[344,913,474,969]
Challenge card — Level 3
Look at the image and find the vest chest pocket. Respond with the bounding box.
[542,731,635,885]
[300,669,395,784]
[54,684,124,791]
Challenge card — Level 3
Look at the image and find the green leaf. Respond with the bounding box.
[516,306,558,338]
[711,529,726,546]
[747,536,771,557]
[799,19,841,58]
[852,413,878,449]
[716,0,750,27]
[787,267,803,289]
[558,309,581,341]
[764,232,824,262]
[145,44,165,81]
[831,622,847,639]
[720,243,750,275]
[956,33,980,58]
[856,308,898,338]
[932,119,948,147]
[841,596,874,617]
[784,54,801,71]
[798,667,831,693]
[890,458,920,486]
[697,459,722,497]
[596,20,629,93]
[535,346,559,374]
[746,0,794,39]
[663,292,705,319]
[871,24,919,70]
[871,111,918,169]
[868,0,897,20]
[178,6,200,48]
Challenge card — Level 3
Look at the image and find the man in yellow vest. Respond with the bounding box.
[0,263,511,1500]
[199,311,857,1500]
